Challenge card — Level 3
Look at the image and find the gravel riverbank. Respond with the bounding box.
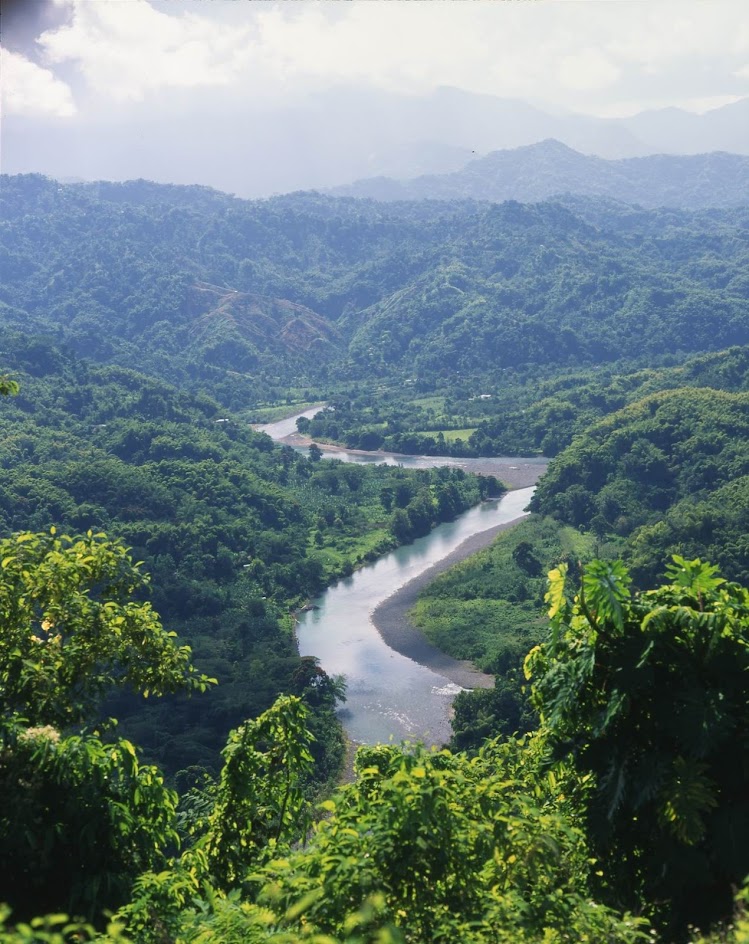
[276,433,546,489]
[371,514,529,690]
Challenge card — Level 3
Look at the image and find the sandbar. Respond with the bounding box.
[371,514,529,690]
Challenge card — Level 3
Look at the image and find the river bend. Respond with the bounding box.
[259,412,545,745]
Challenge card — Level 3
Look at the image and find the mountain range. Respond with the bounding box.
[2,175,748,405]
[331,139,749,209]
[4,87,748,198]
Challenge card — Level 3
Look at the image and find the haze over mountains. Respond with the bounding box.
[332,139,749,209]
[4,86,749,199]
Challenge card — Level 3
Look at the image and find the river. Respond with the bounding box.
[257,409,547,488]
[258,412,546,746]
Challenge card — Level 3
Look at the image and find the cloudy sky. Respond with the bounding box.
[2,0,749,194]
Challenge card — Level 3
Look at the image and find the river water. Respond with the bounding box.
[258,409,547,481]
[258,412,543,746]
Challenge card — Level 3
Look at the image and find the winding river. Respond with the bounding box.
[258,412,546,747]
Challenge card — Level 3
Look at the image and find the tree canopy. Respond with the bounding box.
[526,556,749,938]
[0,529,214,728]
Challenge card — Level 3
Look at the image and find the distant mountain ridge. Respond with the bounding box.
[4,86,748,198]
[330,140,749,209]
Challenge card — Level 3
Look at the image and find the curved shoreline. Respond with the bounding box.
[371,513,529,690]
[274,432,546,489]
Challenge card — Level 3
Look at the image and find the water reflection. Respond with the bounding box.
[296,488,534,746]
[259,410,540,745]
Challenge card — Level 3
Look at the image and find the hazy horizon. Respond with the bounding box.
[2,0,749,197]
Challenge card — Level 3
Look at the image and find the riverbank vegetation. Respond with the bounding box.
[0,334,489,779]
[415,375,749,749]
[410,516,603,750]
[294,344,749,459]
[3,173,749,940]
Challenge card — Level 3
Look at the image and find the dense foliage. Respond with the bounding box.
[1,722,179,923]
[0,337,486,776]
[0,532,199,921]
[527,557,749,939]
[2,175,748,411]
[0,529,213,728]
[4,552,749,943]
[530,387,749,584]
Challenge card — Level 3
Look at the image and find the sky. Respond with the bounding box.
[2,0,749,194]
[3,0,749,120]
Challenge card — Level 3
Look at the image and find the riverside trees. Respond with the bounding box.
[3,543,749,941]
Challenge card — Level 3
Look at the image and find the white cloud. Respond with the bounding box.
[22,0,749,116]
[38,0,256,103]
[254,3,490,92]
[557,48,621,92]
[1,48,76,117]
[246,0,749,108]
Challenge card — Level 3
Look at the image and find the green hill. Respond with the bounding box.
[530,387,749,584]
[2,175,748,409]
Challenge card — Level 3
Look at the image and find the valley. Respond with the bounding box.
[5,2,749,937]
[2,156,749,942]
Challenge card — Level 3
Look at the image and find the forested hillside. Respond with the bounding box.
[298,344,749,458]
[530,387,749,585]
[2,175,748,411]
[0,327,492,776]
[471,345,749,457]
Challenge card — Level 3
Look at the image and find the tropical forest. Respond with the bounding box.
[2,124,749,944]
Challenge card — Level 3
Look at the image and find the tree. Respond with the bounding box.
[390,508,413,543]
[525,556,749,939]
[0,376,19,397]
[117,695,316,942]
[289,655,346,710]
[512,540,543,577]
[0,529,214,922]
[0,529,215,728]
[235,737,648,944]
[0,721,179,922]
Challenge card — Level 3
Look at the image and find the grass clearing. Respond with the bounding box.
[559,525,596,558]
[433,428,478,442]
[410,396,446,411]
[244,401,326,423]
[310,526,395,580]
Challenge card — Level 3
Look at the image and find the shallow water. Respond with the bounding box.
[259,409,538,746]
[257,411,547,478]
[296,488,534,746]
